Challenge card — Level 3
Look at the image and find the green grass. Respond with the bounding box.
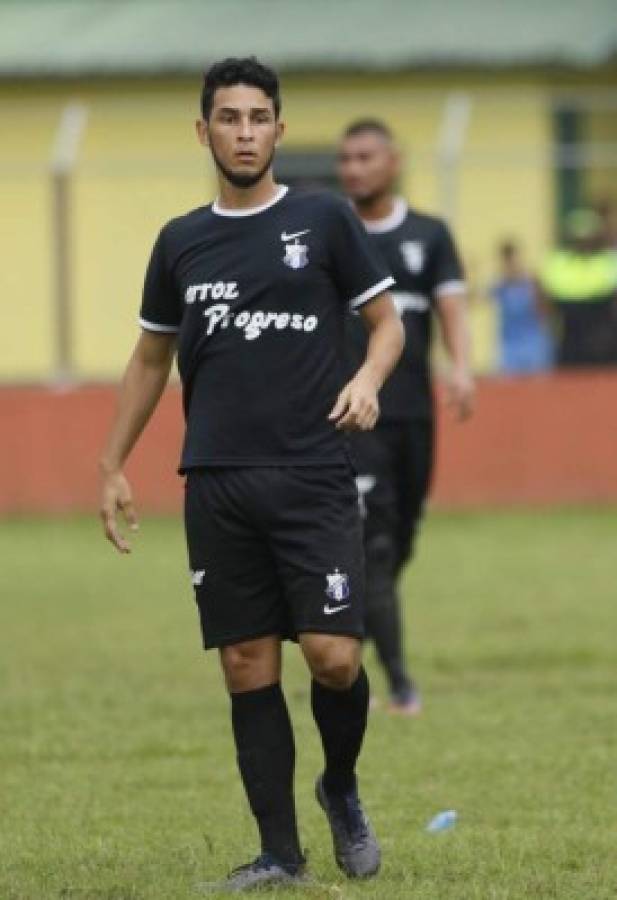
[1,509,616,899]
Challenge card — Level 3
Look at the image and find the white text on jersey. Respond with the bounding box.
[203,303,319,341]
[185,281,239,303]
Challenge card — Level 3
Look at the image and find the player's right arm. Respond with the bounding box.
[431,221,474,421]
[99,330,176,553]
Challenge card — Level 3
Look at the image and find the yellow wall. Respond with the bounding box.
[0,70,614,380]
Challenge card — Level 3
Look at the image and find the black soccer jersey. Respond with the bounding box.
[346,197,465,421]
[139,185,394,470]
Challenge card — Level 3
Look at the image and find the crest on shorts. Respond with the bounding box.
[400,240,424,273]
[325,568,350,602]
[283,240,309,270]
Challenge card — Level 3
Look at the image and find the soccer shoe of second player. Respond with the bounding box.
[315,776,381,878]
[195,853,309,893]
[388,683,422,717]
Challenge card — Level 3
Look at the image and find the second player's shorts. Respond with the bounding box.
[351,418,434,572]
[184,465,365,650]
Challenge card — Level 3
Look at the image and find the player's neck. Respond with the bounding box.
[216,174,281,212]
[355,194,396,224]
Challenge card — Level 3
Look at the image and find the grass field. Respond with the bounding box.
[1,509,616,899]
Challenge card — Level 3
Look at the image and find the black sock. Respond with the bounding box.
[364,534,412,696]
[311,667,369,796]
[231,683,303,866]
[365,586,412,696]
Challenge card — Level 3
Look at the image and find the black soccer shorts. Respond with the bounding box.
[350,418,434,572]
[184,466,365,650]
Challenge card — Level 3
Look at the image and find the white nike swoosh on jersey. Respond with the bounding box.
[281,230,311,242]
[323,603,351,615]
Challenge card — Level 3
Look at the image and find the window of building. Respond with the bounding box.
[274,148,339,191]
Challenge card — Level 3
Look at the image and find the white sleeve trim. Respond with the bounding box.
[433,279,466,298]
[350,276,395,310]
[139,317,180,333]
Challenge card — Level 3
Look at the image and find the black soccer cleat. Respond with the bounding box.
[195,852,309,894]
[315,775,381,879]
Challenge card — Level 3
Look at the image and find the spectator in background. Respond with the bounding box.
[540,209,617,367]
[491,240,553,374]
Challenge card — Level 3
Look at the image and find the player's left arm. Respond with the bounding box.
[329,293,404,431]
[432,222,475,421]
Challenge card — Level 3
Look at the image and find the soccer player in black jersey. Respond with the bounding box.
[99,60,404,892]
[338,119,474,715]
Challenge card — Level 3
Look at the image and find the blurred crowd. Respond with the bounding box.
[490,200,617,373]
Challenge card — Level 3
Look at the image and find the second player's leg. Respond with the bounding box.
[392,418,434,574]
[354,428,414,704]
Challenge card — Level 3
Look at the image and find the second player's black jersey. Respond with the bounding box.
[139,186,394,471]
[346,198,465,421]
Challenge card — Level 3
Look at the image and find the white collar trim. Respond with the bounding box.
[362,196,408,234]
[212,184,289,217]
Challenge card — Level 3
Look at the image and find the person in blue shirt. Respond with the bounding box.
[491,240,553,374]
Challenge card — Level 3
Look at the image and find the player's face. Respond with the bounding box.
[197,84,284,188]
[338,132,399,204]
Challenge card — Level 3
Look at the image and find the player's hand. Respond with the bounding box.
[446,367,475,421]
[328,371,380,431]
[99,468,139,553]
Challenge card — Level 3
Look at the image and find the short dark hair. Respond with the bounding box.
[342,118,393,141]
[201,56,281,121]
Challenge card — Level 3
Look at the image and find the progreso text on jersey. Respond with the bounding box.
[186,281,319,341]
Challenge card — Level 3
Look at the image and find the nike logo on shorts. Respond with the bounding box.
[281,229,311,242]
[323,603,350,615]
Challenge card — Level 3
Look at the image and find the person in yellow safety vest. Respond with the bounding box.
[540,209,617,367]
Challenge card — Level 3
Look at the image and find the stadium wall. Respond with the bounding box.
[2,371,616,515]
[3,68,615,383]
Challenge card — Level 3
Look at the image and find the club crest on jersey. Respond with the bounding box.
[400,240,424,273]
[325,568,350,602]
[282,237,309,270]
